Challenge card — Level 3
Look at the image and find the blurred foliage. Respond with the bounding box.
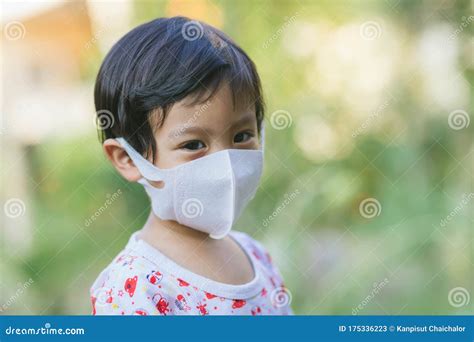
[1,0,472,315]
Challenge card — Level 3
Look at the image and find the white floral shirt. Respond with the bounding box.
[90,230,293,315]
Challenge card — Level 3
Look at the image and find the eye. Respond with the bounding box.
[234,131,253,143]
[181,140,206,151]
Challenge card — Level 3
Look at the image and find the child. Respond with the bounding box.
[90,16,292,315]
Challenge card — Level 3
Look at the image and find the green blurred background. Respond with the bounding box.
[1,0,472,315]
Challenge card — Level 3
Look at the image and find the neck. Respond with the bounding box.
[140,211,212,246]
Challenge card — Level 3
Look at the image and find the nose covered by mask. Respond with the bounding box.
[116,137,263,239]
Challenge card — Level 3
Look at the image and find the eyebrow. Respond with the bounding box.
[168,126,209,140]
[231,112,255,128]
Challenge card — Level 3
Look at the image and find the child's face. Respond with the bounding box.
[103,82,260,184]
[152,82,259,169]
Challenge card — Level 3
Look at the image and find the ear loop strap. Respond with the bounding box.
[260,122,265,154]
[115,137,164,182]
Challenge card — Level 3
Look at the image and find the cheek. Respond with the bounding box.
[152,140,177,169]
[153,134,184,168]
[155,151,181,169]
[176,150,207,163]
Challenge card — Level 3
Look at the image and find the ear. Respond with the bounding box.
[103,139,142,182]
[103,139,164,188]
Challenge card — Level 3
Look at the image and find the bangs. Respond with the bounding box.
[184,43,264,129]
[156,23,264,133]
[95,16,264,162]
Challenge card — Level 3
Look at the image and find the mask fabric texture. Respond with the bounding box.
[116,137,263,239]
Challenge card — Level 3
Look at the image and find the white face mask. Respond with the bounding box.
[116,137,263,239]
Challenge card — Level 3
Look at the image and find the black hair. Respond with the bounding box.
[94,16,264,161]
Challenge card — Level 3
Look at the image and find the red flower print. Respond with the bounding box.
[252,250,261,260]
[91,296,97,315]
[251,306,262,315]
[124,276,138,297]
[270,277,276,287]
[134,309,148,316]
[266,252,272,263]
[205,292,217,299]
[177,278,189,287]
[175,294,191,311]
[196,302,208,315]
[103,288,113,303]
[261,288,267,297]
[232,299,246,309]
[147,270,163,285]
[152,293,170,315]
[116,255,137,266]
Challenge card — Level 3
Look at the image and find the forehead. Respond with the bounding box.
[159,83,256,134]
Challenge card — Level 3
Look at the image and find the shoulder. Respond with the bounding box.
[90,249,178,316]
[232,231,293,315]
[231,231,281,279]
